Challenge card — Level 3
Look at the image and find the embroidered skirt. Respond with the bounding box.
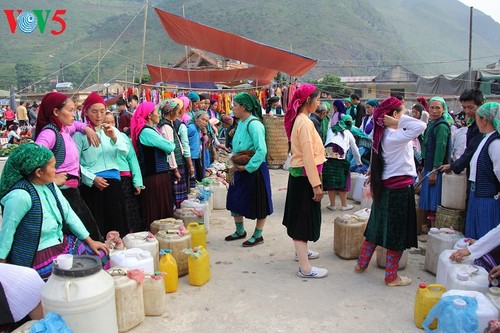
[32,235,110,281]
[364,185,418,251]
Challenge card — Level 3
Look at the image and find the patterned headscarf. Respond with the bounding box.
[477,102,500,133]
[372,97,403,154]
[34,92,68,139]
[429,96,453,125]
[284,84,317,140]
[331,115,353,133]
[233,92,263,121]
[130,101,156,152]
[159,98,183,116]
[0,143,54,200]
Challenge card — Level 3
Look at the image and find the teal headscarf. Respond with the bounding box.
[233,92,263,120]
[366,99,379,108]
[187,91,200,102]
[477,102,500,133]
[430,96,453,125]
[0,143,54,200]
[331,114,353,133]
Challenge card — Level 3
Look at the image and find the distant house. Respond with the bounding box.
[171,48,247,71]
[340,65,418,99]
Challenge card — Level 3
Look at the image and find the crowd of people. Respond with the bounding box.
[0,85,499,328]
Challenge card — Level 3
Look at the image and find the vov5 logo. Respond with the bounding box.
[3,9,67,35]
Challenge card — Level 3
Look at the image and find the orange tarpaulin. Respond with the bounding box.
[147,64,277,84]
[154,8,317,77]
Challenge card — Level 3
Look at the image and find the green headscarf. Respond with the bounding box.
[477,102,500,133]
[331,114,353,133]
[233,92,263,120]
[0,143,54,200]
[430,96,453,125]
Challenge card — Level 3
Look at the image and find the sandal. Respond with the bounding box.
[354,264,366,273]
[386,276,412,287]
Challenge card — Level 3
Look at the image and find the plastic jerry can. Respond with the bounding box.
[441,172,467,210]
[150,218,184,235]
[155,230,192,276]
[159,249,178,293]
[187,222,207,248]
[143,273,166,316]
[445,264,490,294]
[187,246,211,286]
[109,248,154,274]
[486,287,500,314]
[333,215,367,259]
[424,228,463,275]
[442,290,499,333]
[181,199,210,232]
[376,247,408,270]
[414,283,446,329]
[173,208,204,226]
[122,231,160,271]
[435,249,475,286]
[107,268,145,333]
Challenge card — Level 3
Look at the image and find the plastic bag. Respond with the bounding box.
[30,312,73,333]
[422,295,478,333]
[283,153,292,171]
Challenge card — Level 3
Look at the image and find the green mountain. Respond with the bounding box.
[1,0,499,91]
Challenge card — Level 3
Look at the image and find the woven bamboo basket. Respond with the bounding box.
[435,205,466,233]
[262,115,288,168]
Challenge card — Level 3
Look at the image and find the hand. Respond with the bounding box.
[85,237,109,255]
[439,164,452,173]
[84,127,100,147]
[312,185,324,202]
[489,265,500,283]
[102,123,117,142]
[429,171,437,186]
[364,174,371,186]
[229,129,235,137]
[449,248,470,263]
[134,186,142,195]
[93,176,109,191]
[173,169,181,181]
[189,165,195,176]
[383,115,399,127]
[54,172,68,186]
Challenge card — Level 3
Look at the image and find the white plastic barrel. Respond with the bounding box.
[441,172,467,210]
[41,256,118,333]
[347,173,361,200]
[122,231,159,271]
[352,174,368,203]
[445,264,490,294]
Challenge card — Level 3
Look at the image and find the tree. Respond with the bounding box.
[15,63,44,92]
[310,74,351,98]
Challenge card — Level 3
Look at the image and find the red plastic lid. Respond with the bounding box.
[419,283,426,288]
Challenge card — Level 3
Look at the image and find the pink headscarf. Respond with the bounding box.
[130,101,156,152]
[178,95,191,124]
[372,97,403,154]
[284,84,317,140]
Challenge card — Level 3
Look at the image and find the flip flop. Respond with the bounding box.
[386,276,412,287]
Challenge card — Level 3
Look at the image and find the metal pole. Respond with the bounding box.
[468,6,473,88]
[140,0,148,84]
[60,59,65,81]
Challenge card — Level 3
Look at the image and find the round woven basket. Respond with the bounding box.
[435,205,466,233]
[262,115,288,168]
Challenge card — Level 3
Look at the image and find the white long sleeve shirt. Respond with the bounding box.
[469,131,500,183]
[468,223,500,259]
[381,115,426,180]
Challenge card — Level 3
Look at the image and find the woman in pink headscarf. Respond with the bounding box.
[130,101,175,228]
[355,97,426,286]
[282,84,327,279]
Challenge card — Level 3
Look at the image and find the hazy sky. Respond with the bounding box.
[459,0,500,24]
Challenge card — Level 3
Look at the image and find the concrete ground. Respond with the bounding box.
[131,169,434,333]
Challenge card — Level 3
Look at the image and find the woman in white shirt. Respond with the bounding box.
[355,97,426,287]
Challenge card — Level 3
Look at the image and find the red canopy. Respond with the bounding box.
[147,64,277,84]
[154,8,317,77]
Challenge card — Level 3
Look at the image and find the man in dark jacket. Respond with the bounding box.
[349,94,366,128]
